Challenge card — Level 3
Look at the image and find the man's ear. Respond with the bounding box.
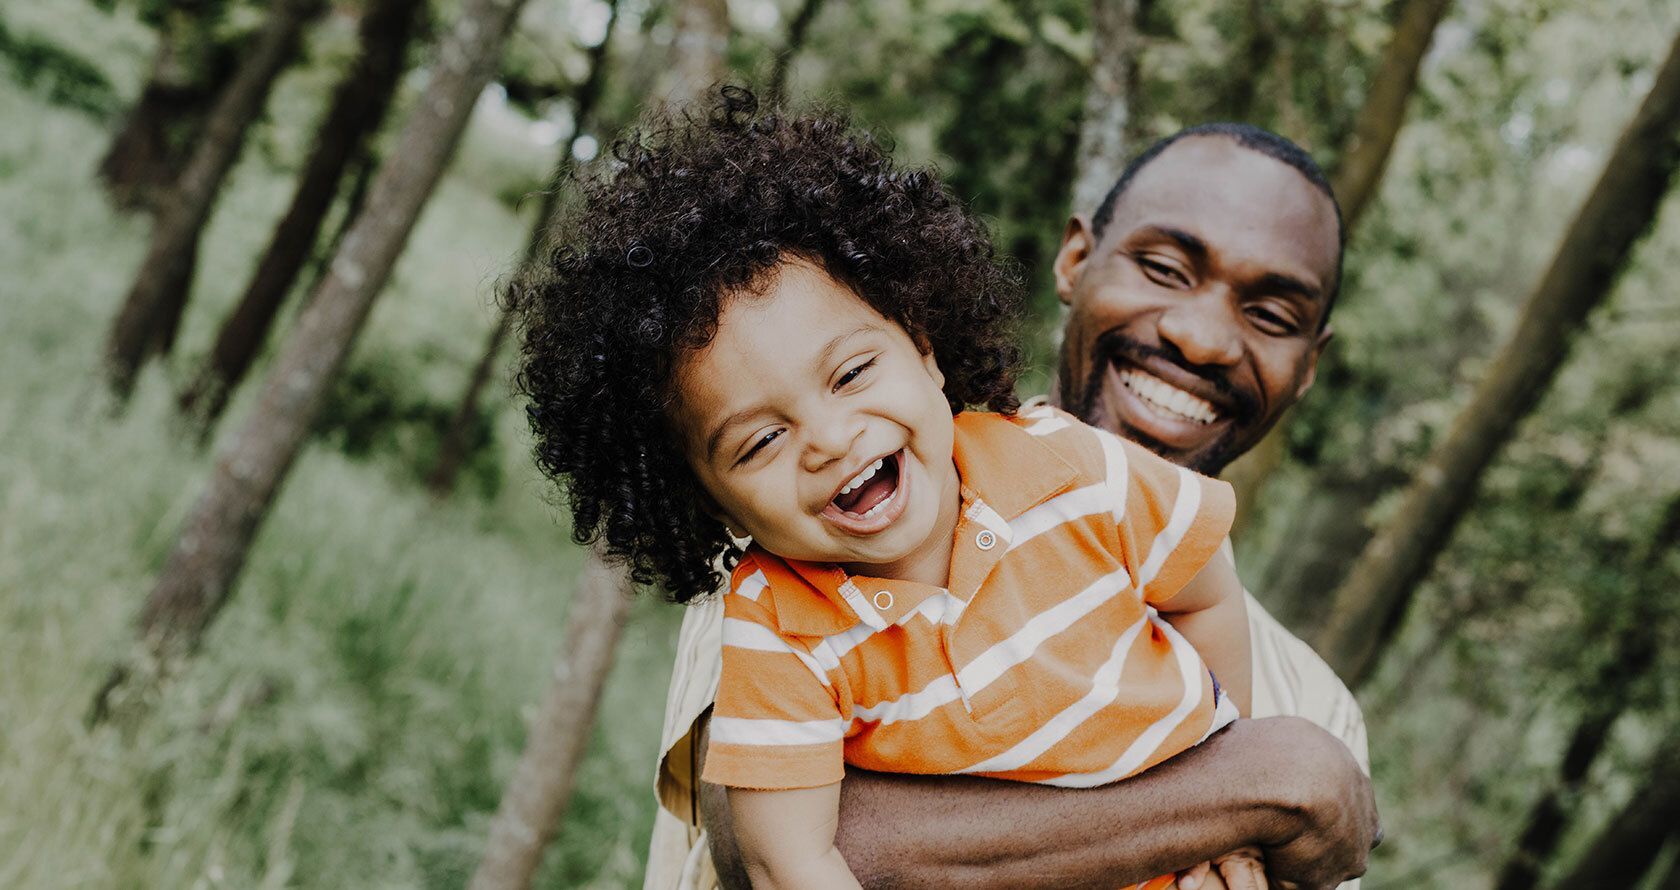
[1295,325,1334,399]
[1053,214,1097,306]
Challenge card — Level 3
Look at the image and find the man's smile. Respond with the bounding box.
[1116,366,1220,425]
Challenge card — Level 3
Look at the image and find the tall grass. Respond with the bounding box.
[0,7,678,887]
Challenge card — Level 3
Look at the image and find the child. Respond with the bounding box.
[512,88,1263,890]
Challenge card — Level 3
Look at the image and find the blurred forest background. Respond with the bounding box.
[1,0,1678,886]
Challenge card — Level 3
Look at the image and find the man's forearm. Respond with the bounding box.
[832,722,1299,889]
[702,716,1376,890]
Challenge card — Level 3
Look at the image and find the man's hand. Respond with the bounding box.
[1240,717,1381,889]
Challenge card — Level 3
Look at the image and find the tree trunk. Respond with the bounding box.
[1227,0,1453,534]
[103,0,324,401]
[1070,0,1140,217]
[1495,496,1680,890]
[467,11,726,886]
[179,0,425,427]
[98,8,236,212]
[428,0,621,497]
[655,0,729,102]
[1209,0,1275,123]
[766,0,824,104]
[1492,636,1655,890]
[89,0,534,725]
[1332,0,1453,229]
[1314,31,1680,687]
[467,550,634,890]
[1541,736,1680,890]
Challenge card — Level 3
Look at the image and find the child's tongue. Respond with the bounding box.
[833,456,899,515]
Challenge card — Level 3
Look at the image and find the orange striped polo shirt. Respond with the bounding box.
[701,405,1236,791]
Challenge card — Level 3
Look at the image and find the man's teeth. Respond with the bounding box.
[839,458,885,496]
[1118,369,1219,424]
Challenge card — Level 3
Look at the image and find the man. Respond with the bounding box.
[644,123,1377,890]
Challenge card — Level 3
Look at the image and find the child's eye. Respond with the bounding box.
[737,429,782,465]
[835,357,877,391]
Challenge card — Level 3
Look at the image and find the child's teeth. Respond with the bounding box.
[840,459,884,496]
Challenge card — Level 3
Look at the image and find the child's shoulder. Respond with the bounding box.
[958,402,1119,483]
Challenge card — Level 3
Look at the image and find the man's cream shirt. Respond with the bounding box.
[642,579,1370,890]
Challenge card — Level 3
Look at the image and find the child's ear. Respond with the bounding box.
[921,350,946,390]
[699,495,749,539]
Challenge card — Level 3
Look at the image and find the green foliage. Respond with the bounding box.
[0,18,118,115]
[6,0,1680,885]
[313,352,503,498]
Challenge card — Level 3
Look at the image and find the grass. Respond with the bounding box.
[0,6,678,887]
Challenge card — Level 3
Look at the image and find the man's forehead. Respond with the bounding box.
[1104,137,1340,286]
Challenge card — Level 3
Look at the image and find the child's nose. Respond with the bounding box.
[802,414,865,469]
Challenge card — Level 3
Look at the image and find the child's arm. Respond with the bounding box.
[728,783,862,890]
[1152,544,1251,715]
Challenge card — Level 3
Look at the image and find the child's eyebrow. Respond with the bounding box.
[814,323,881,370]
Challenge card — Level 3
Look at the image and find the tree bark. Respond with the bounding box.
[1314,31,1680,687]
[98,7,236,212]
[655,0,729,101]
[103,0,324,401]
[179,0,425,427]
[1070,0,1140,217]
[766,0,824,104]
[427,0,620,497]
[467,550,634,890]
[89,0,534,724]
[1492,633,1657,890]
[1332,0,1453,229]
[1541,736,1680,890]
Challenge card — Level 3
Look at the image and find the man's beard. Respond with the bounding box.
[1062,331,1262,476]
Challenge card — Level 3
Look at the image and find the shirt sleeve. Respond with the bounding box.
[1108,434,1236,607]
[700,565,848,791]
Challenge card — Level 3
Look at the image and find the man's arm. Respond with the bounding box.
[700,715,1377,890]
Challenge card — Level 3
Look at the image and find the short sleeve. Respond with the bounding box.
[1109,435,1236,606]
[699,563,848,790]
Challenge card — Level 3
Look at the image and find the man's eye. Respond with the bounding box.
[835,358,877,391]
[737,429,782,465]
[1138,257,1189,287]
[1247,305,1299,335]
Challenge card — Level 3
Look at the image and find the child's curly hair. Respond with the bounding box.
[508,87,1026,603]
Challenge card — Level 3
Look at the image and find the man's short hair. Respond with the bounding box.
[1091,122,1346,316]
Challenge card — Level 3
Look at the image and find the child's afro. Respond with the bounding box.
[508,87,1026,604]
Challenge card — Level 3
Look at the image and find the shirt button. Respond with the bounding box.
[975,530,997,551]
[872,590,894,610]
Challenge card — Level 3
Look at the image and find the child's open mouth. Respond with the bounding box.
[821,449,909,534]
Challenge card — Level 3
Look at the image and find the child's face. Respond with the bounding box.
[671,259,959,573]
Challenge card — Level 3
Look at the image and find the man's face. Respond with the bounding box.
[1055,136,1340,475]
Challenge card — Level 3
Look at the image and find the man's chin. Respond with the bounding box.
[1114,417,1240,475]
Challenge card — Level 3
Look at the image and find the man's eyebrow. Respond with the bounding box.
[1252,271,1323,304]
[1133,225,1209,262]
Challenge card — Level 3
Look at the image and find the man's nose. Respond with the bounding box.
[1157,292,1243,368]
[802,413,865,470]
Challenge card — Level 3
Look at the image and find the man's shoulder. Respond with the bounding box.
[1245,590,1371,774]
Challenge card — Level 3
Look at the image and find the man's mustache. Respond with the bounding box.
[1085,331,1261,424]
